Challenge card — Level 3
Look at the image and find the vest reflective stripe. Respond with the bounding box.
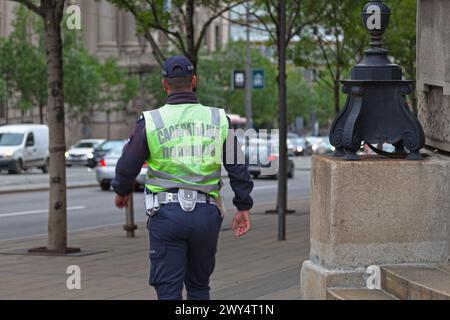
[210,107,220,127]
[147,167,221,183]
[145,177,219,194]
[150,110,164,130]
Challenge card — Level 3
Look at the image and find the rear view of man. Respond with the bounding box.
[112,55,254,300]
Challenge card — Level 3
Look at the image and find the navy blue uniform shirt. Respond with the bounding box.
[112,91,254,211]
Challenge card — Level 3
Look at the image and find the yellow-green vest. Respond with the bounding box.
[143,103,229,198]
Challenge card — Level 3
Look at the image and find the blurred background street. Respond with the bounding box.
[0,157,311,240]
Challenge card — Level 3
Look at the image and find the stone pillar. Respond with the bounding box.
[300,155,450,300]
[120,11,139,49]
[80,0,98,54]
[3,1,17,37]
[417,0,450,152]
[97,0,118,55]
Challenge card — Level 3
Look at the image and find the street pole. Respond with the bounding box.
[124,193,137,238]
[245,0,253,129]
[277,0,287,241]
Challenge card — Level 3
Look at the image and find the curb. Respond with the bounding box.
[0,183,99,195]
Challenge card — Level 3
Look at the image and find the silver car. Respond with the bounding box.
[66,139,105,167]
[95,143,148,191]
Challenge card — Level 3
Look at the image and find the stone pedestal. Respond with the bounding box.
[300,155,450,300]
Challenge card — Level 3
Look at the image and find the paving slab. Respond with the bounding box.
[0,199,310,300]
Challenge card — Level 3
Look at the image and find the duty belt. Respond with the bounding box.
[156,192,217,206]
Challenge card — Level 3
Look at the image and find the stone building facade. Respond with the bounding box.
[0,0,230,145]
[417,0,450,153]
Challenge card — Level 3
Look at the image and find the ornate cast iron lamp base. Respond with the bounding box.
[329,1,425,161]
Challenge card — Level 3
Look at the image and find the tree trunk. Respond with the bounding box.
[5,79,9,124]
[39,102,44,124]
[43,7,67,252]
[185,0,196,69]
[334,80,340,115]
[106,110,111,140]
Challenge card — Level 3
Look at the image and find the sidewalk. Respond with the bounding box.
[0,167,97,194]
[0,198,310,300]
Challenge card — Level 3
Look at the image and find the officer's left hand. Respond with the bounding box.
[232,211,251,237]
[115,194,131,208]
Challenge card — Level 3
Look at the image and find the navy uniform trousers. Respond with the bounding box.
[147,202,223,300]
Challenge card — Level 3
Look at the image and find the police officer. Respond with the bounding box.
[112,55,254,300]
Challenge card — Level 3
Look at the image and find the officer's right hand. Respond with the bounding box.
[115,194,130,208]
[232,211,251,237]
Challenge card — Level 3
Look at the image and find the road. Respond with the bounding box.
[0,170,310,241]
[0,167,96,191]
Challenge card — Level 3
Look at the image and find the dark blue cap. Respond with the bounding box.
[162,55,195,78]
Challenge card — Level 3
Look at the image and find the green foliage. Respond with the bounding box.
[197,42,279,128]
[0,5,47,112]
[63,21,101,115]
[0,5,139,119]
[108,0,243,67]
[96,58,139,113]
[291,0,417,118]
[385,0,417,80]
[143,42,317,129]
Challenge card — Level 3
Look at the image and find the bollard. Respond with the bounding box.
[124,193,137,237]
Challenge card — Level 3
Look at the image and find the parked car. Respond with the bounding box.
[360,143,396,155]
[245,138,295,179]
[96,143,147,191]
[65,139,105,167]
[87,140,126,168]
[287,136,310,156]
[0,124,49,174]
[307,136,335,155]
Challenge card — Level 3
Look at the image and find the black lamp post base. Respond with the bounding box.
[406,151,424,161]
[329,1,425,161]
[330,82,425,162]
[344,151,360,161]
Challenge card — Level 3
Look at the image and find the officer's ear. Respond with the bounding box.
[162,79,170,94]
[191,75,197,90]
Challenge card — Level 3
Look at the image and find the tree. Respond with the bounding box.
[0,38,15,124]
[10,0,69,253]
[385,0,417,114]
[196,42,279,128]
[292,0,367,116]
[286,68,317,128]
[292,0,417,116]
[5,5,48,123]
[96,58,139,139]
[62,22,101,118]
[143,42,285,128]
[244,0,326,239]
[107,0,245,68]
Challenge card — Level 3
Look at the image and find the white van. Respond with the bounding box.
[0,124,49,174]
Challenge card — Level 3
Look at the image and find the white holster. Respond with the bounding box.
[178,189,198,212]
[144,190,160,216]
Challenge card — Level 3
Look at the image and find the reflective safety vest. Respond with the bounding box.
[143,103,229,198]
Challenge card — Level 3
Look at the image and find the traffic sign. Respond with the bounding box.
[233,70,246,89]
[252,69,265,89]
